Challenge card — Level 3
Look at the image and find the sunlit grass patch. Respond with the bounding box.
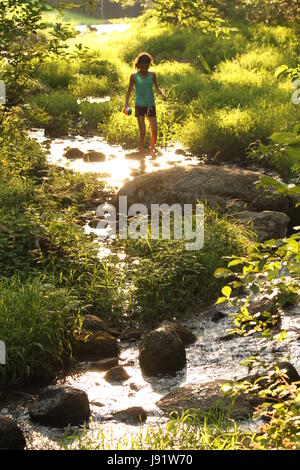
[62,409,255,450]
[120,208,253,323]
[36,61,79,89]
[69,74,111,99]
[42,9,105,27]
[0,275,79,388]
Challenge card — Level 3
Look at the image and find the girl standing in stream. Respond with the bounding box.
[124,52,166,157]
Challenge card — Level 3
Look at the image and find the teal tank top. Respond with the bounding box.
[135,72,155,107]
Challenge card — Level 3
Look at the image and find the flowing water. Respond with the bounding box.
[28,127,200,190]
[1,302,299,449]
[1,129,298,449]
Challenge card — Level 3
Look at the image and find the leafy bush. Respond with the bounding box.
[69,74,111,99]
[36,61,78,89]
[29,90,80,135]
[79,55,119,82]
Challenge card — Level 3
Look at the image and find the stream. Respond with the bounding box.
[1,304,299,449]
[1,129,298,450]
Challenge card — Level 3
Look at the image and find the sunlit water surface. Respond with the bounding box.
[3,129,297,449]
[1,304,299,449]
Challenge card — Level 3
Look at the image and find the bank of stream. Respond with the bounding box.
[0,128,299,449]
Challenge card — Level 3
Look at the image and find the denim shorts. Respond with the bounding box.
[135,105,156,117]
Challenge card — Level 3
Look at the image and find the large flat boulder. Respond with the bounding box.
[117,165,297,222]
[156,380,258,419]
[234,210,290,242]
[159,321,196,346]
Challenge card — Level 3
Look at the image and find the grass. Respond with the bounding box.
[0,114,256,388]
[35,13,297,164]
[42,9,105,27]
[117,207,253,324]
[0,275,80,388]
[1,9,298,392]
[62,409,255,450]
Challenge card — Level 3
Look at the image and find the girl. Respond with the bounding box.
[124,52,166,157]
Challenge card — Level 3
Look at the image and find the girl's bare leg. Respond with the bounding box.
[137,116,146,156]
[148,116,157,153]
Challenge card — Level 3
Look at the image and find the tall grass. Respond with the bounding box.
[120,208,253,323]
[63,409,255,450]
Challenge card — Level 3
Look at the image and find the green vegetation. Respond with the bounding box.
[42,9,105,27]
[214,160,300,451]
[0,275,80,386]
[0,117,251,388]
[18,8,298,162]
[0,0,299,450]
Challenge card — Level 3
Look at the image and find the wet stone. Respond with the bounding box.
[159,321,196,346]
[76,331,120,361]
[113,407,147,424]
[211,311,227,323]
[29,386,90,428]
[104,366,130,383]
[0,416,26,450]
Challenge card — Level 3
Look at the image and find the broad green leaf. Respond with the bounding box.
[228,259,243,267]
[274,64,289,78]
[221,286,232,298]
[270,132,300,145]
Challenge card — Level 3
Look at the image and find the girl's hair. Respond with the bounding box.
[134,52,154,69]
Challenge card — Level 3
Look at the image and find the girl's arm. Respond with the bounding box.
[124,74,135,110]
[152,72,166,101]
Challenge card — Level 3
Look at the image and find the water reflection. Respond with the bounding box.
[28,129,199,190]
